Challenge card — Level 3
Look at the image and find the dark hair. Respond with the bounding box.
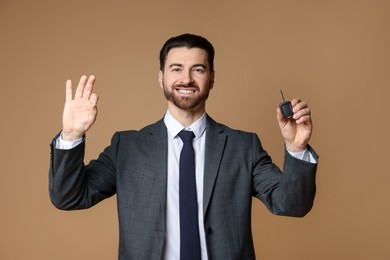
[159,33,215,72]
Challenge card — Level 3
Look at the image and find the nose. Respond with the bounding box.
[180,71,194,85]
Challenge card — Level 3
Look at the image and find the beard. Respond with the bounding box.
[162,82,211,110]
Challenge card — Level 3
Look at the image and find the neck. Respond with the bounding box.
[167,103,205,127]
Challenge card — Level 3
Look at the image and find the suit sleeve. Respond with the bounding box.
[49,132,119,210]
[252,134,318,217]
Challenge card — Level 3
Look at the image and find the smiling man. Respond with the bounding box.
[160,46,214,126]
[49,33,318,260]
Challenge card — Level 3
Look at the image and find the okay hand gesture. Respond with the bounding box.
[61,75,99,141]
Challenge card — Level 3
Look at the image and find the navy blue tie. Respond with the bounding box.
[178,130,201,260]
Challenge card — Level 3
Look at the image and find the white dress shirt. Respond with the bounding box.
[163,111,208,260]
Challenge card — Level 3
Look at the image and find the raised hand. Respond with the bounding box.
[61,75,99,141]
[277,98,313,152]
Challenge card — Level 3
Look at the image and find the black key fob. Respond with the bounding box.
[279,90,293,118]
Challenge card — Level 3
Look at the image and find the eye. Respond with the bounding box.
[193,67,205,73]
[171,67,181,72]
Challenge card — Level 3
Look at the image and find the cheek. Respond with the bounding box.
[162,75,176,86]
[198,77,213,89]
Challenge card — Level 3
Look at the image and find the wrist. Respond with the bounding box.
[61,131,83,141]
[285,142,307,153]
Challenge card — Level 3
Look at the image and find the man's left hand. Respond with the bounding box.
[277,98,313,152]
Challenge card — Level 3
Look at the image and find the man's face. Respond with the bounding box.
[159,47,214,112]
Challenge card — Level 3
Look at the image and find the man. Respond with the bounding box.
[49,33,318,260]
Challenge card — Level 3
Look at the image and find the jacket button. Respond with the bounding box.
[207,227,213,234]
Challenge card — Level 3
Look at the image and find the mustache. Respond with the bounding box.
[173,83,199,89]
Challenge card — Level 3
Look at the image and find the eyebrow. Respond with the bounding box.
[168,63,183,68]
[168,63,207,69]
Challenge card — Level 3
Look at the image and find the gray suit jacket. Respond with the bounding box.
[49,115,318,260]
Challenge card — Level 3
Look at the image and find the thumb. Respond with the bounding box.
[90,93,99,104]
[276,107,285,124]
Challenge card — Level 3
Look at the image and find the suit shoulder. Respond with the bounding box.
[215,122,256,138]
[207,114,255,136]
[113,118,165,139]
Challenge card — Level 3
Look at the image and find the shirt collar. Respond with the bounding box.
[164,110,207,141]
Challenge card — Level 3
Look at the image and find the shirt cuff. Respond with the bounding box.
[287,147,317,164]
[55,132,84,150]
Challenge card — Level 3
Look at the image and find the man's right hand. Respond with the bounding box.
[61,75,99,141]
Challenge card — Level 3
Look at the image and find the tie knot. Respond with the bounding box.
[178,130,195,143]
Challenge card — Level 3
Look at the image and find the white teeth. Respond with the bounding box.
[177,89,195,93]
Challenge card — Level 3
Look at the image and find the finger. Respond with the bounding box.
[293,101,308,113]
[293,106,310,118]
[295,114,312,125]
[65,79,73,101]
[290,98,302,106]
[83,75,96,100]
[276,107,284,120]
[90,93,99,105]
[75,75,88,99]
[276,107,290,125]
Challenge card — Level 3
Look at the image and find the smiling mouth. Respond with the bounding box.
[176,89,196,94]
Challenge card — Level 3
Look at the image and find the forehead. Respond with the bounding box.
[165,47,209,67]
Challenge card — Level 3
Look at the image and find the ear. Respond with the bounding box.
[210,70,215,89]
[158,70,163,89]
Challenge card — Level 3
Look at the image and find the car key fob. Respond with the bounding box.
[279,90,293,118]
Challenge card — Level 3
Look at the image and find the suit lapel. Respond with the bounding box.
[203,115,227,216]
[142,119,168,228]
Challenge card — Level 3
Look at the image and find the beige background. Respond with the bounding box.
[1,0,389,259]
